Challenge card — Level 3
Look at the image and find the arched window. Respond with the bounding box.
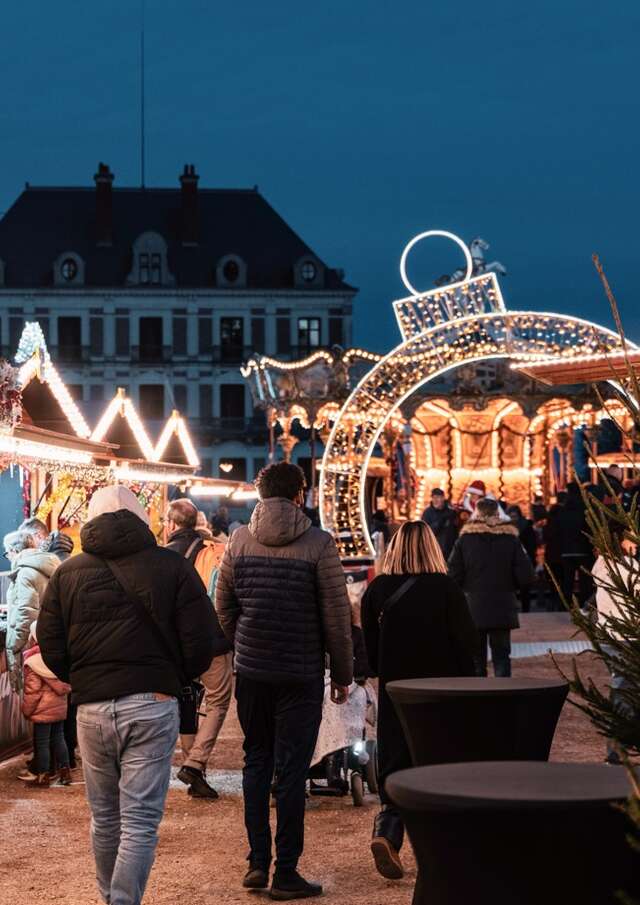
[216,254,247,288]
[53,251,85,286]
[294,256,323,289]
[127,232,174,287]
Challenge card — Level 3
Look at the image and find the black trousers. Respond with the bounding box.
[376,687,411,851]
[235,674,323,872]
[475,629,512,677]
[561,555,594,608]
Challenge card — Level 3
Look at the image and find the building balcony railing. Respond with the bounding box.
[196,416,268,445]
[130,344,173,364]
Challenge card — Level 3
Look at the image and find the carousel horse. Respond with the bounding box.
[435,237,507,287]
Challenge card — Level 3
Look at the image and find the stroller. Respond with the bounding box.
[308,672,378,807]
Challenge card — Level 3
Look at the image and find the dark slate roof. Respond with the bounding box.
[0,183,355,292]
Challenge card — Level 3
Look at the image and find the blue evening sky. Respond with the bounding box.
[1,0,638,351]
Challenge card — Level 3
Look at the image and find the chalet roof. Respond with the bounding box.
[0,178,355,293]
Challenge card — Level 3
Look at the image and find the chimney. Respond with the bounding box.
[94,162,114,246]
[180,164,199,245]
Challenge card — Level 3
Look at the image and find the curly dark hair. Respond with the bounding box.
[255,462,305,501]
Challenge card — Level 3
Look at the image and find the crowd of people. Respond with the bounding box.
[1,461,631,904]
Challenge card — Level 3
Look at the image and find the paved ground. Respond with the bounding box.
[0,615,610,905]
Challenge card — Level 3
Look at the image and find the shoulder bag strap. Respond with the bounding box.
[183,538,201,564]
[102,556,187,687]
[378,575,419,625]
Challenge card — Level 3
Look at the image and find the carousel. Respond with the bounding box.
[244,230,635,560]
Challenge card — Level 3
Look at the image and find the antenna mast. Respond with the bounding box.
[140,0,146,188]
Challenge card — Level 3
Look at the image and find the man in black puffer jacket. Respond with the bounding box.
[38,485,216,905]
[448,496,534,677]
[216,462,353,900]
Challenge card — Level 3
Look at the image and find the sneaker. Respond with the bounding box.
[178,766,219,799]
[243,866,269,889]
[371,836,404,880]
[270,871,323,900]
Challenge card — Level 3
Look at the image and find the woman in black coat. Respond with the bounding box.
[361,520,477,881]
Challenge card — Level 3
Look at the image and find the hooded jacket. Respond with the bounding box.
[37,509,218,704]
[5,549,59,693]
[22,644,71,723]
[166,526,231,656]
[215,497,353,686]
[447,516,535,630]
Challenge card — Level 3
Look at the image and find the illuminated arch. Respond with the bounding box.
[319,310,635,558]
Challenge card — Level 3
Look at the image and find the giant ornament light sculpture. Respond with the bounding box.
[320,230,637,559]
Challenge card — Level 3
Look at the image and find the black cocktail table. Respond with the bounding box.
[387,761,637,905]
[386,677,568,765]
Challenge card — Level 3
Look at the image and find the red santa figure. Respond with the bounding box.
[462,479,486,513]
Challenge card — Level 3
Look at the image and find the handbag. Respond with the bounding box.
[102,557,201,732]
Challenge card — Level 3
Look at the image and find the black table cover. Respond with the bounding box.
[386,677,568,765]
[388,761,637,905]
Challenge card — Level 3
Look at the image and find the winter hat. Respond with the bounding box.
[87,485,150,526]
[467,480,486,496]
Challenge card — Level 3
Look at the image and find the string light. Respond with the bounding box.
[0,432,93,465]
[154,410,200,467]
[111,463,192,485]
[190,484,237,498]
[15,322,92,439]
[92,388,156,461]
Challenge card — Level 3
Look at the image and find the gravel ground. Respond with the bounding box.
[0,618,611,905]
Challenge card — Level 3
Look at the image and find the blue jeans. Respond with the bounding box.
[33,720,70,774]
[77,694,179,905]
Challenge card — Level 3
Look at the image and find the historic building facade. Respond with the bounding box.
[0,164,356,480]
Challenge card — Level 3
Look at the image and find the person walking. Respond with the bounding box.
[506,504,538,613]
[3,527,59,693]
[448,497,535,677]
[361,521,477,880]
[165,498,233,800]
[557,481,595,609]
[543,491,567,611]
[37,485,217,905]
[216,462,353,900]
[421,488,459,559]
[18,621,72,787]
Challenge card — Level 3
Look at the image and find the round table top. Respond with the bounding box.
[386,677,569,701]
[387,762,631,812]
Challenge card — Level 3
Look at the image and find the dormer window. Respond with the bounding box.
[53,251,84,286]
[61,258,78,281]
[216,254,247,288]
[127,232,174,287]
[294,256,323,289]
[301,261,317,282]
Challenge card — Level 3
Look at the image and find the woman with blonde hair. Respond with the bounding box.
[361,520,477,881]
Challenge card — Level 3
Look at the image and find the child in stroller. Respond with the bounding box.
[308,607,378,806]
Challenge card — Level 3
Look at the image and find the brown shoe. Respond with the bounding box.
[20,772,51,788]
[371,836,404,880]
[58,767,72,786]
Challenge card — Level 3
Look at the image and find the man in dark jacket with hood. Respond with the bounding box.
[421,488,459,559]
[448,497,534,677]
[38,485,216,905]
[216,462,353,900]
[165,497,233,800]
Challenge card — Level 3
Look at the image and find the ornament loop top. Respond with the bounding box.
[399,230,473,297]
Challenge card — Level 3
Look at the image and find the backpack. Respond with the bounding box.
[185,538,225,600]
